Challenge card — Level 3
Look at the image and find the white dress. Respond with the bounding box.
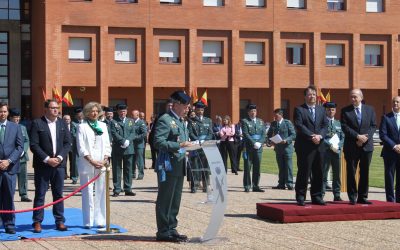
[77,121,111,228]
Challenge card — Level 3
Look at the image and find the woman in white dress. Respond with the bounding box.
[77,102,111,228]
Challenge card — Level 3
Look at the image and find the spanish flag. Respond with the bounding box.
[52,87,62,103]
[41,87,46,101]
[63,89,74,107]
[191,88,198,103]
[317,88,327,104]
[325,91,331,102]
[200,89,208,106]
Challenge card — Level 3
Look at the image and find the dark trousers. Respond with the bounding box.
[69,151,78,181]
[150,144,158,169]
[275,152,293,188]
[295,148,324,202]
[133,148,145,178]
[243,147,262,190]
[322,150,341,198]
[345,149,372,202]
[17,161,28,197]
[188,150,210,191]
[112,154,133,193]
[32,166,65,225]
[220,140,238,173]
[235,141,244,170]
[383,155,400,203]
[0,171,17,229]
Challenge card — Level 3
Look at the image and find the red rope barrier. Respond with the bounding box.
[0,171,105,214]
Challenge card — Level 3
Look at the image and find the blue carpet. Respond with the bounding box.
[0,208,127,241]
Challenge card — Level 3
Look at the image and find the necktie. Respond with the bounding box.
[396,114,400,130]
[310,107,315,122]
[355,107,361,125]
[277,121,280,131]
[0,124,5,144]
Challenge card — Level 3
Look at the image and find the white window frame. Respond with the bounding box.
[115,0,138,3]
[203,0,224,7]
[366,0,383,13]
[325,44,343,66]
[68,37,91,61]
[327,0,345,11]
[244,42,264,65]
[364,44,383,66]
[287,0,305,9]
[114,38,136,63]
[246,0,265,7]
[286,43,304,65]
[160,0,181,4]
[159,40,180,64]
[202,41,223,64]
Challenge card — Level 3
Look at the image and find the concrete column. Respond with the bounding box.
[389,34,399,99]
[99,26,109,106]
[271,31,281,113]
[188,29,197,101]
[145,27,154,120]
[313,32,321,86]
[231,30,240,123]
[352,33,360,89]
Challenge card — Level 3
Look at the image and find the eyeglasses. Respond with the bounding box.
[48,107,59,110]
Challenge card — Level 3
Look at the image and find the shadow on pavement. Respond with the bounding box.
[81,235,156,242]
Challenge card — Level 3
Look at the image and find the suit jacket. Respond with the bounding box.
[241,117,266,150]
[341,104,376,153]
[133,118,147,149]
[20,124,30,163]
[0,121,23,174]
[30,116,71,169]
[154,111,189,176]
[110,117,136,155]
[293,104,328,152]
[321,119,345,154]
[267,119,296,154]
[188,116,214,141]
[379,112,400,159]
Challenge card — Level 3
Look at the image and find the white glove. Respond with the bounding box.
[330,145,339,153]
[120,140,130,148]
[254,142,262,149]
[199,140,205,144]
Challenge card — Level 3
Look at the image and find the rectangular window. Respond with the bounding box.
[326,44,343,66]
[115,38,136,63]
[203,0,224,7]
[244,42,264,64]
[327,0,344,11]
[287,0,305,9]
[0,0,20,20]
[0,31,7,101]
[159,40,180,64]
[68,37,91,61]
[364,44,382,66]
[160,0,181,4]
[286,43,304,65]
[246,0,265,7]
[115,0,138,3]
[202,41,223,64]
[366,0,383,12]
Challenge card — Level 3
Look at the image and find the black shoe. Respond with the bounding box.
[72,180,77,184]
[325,185,332,190]
[297,200,305,206]
[190,188,197,193]
[125,191,136,196]
[272,185,286,190]
[156,235,181,243]
[357,199,372,205]
[244,188,250,193]
[21,196,32,202]
[287,186,294,190]
[334,196,343,202]
[5,228,16,234]
[137,176,144,180]
[312,199,327,206]
[112,192,120,197]
[171,231,188,241]
[349,199,356,205]
[253,187,265,192]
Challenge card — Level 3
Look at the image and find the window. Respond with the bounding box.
[68,37,91,61]
[159,40,180,64]
[115,38,136,63]
[327,0,344,11]
[286,43,304,65]
[364,44,382,66]
[202,41,223,64]
[116,0,138,3]
[244,42,264,64]
[0,32,8,102]
[160,0,181,4]
[326,44,343,66]
[246,0,265,7]
[0,0,20,20]
[203,0,224,7]
[366,0,383,12]
[287,0,305,9]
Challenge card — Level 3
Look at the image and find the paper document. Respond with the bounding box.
[329,134,340,148]
[270,134,283,144]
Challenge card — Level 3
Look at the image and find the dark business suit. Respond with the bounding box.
[294,104,328,203]
[379,111,400,202]
[341,104,376,203]
[0,121,23,231]
[30,116,71,225]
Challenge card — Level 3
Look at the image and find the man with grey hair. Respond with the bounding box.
[341,89,376,205]
[132,110,147,180]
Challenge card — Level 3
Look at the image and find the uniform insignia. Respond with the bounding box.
[128,121,133,126]
[170,120,177,128]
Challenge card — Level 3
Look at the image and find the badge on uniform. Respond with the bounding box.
[128,121,133,127]
[170,120,177,129]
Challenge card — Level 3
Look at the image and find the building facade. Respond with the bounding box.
[31,0,398,122]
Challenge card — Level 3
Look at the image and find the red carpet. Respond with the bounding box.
[256,200,400,223]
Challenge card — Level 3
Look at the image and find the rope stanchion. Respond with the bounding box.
[0,170,105,214]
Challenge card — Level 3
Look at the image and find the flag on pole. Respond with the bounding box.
[41,87,46,101]
[325,91,331,102]
[63,89,74,107]
[52,87,62,103]
[317,88,327,104]
[200,89,208,106]
[191,88,198,103]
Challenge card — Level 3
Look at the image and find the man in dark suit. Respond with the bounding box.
[0,103,23,234]
[341,89,376,205]
[379,96,400,203]
[294,85,328,206]
[267,108,296,190]
[132,110,147,180]
[30,99,71,233]
[69,108,83,184]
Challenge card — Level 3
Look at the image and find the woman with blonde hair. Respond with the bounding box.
[77,102,111,228]
[219,115,238,174]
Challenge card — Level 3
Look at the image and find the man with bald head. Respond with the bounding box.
[379,96,400,203]
[132,110,147,180]
[341,89,376,205]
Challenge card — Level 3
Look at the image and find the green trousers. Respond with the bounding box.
[243,147,262,190]
[17,162,28,198]
[112,154,133,193]
[133,148,145,178]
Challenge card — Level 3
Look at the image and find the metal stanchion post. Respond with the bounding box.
[98,167,120,234]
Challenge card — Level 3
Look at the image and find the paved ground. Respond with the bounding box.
[1,153,400,249]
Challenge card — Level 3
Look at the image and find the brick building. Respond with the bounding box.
[27,0,398,122]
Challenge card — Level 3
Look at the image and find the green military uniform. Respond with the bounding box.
[104,118,113,145]
[267,119,296,189]
[154,111,189,240]
[17,124,30,199]
[322,118,344,199]
[70,121,79,183]
[242,116,266,192]
[133,118,147,179]
[110,116,136,195]
[187,115,213,192]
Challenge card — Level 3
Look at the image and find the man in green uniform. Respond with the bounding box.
[267,108,296,190]
[9,108,32,202]
[154,91,192,242]
[110,104,136,197]
[132,110,147,180]
[322,102,344,201]
[70,108,83,184]
[242,104,266,192]
[187,101,214,193]
[103,107,114,144]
